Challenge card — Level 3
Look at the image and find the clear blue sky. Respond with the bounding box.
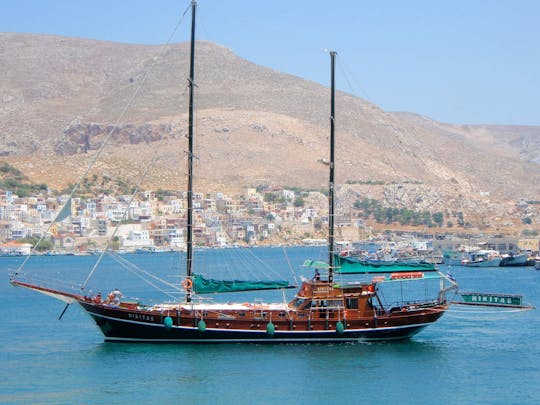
[3,0,539,126]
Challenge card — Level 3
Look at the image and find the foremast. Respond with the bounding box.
[327,51,337,283]
[186,1,197,301]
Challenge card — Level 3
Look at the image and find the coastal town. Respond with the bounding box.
[1,186,539,266]
[0,186,328,255]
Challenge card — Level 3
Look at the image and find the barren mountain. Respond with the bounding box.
[1,33,539,230]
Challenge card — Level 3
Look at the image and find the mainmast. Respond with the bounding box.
[328,51,337,283]
[186,1,197,299]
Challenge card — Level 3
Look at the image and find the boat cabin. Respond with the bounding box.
[289,280,380,318]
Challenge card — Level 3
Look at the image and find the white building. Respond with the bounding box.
[122,230,154,249]
[168,229,186,250]
[0,242,32,255]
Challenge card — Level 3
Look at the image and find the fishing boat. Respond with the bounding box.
[461,249,502,267]
[499,252,529,267]
[10,1,457,343]
[442,249,468,265]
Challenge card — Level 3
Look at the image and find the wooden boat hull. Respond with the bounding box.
[80,301,446,343]
[12,271,452,343]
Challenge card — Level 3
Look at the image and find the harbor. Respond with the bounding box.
[2,247,538,403]
[3,232,539,269]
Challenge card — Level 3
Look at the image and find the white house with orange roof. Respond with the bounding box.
[0,241,32,255]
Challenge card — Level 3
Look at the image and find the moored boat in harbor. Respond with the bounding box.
[9,1,459,343]
[442,249,468,266]
[499,252,529,267]
[461,249,502,267]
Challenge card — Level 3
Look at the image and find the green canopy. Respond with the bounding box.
[192,274,295,294]
[334,255,436,274]
[303,257,436,274]
[303,256,436,273]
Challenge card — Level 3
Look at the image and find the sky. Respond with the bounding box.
[2,0,539,126]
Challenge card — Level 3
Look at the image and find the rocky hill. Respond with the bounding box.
[1,33,539,231]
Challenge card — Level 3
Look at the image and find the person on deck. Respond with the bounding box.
[92,292,102,304]
[108,288,123,306]
[313,269,321,281]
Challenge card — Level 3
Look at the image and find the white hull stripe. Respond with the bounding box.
[87,310,431,335]
[103,336,416,343]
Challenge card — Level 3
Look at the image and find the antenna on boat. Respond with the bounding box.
[328,50,337,283]
[186,0,197,302]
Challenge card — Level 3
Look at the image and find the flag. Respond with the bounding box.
[55,198,72,222]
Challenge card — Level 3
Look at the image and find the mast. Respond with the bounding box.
[186,1,196,299]
[328,50,337,283]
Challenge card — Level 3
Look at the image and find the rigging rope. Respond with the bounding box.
[107,251,182,300]
[337,55,401,178]
[336,53,448,233]
[57,161,154,319]
[14,4,191,281]
[10,270,84,293]
[80,160,154,291]
[282,246,299,286]
[196,247,287,282]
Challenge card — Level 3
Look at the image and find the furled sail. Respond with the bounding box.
[192,274,294,294]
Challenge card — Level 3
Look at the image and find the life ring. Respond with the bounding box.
[368,285,375,293]
[182,278,193,290]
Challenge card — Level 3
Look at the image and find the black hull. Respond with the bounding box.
[499,261,531,267]
[499,256,530,267]
[80,302,439,343]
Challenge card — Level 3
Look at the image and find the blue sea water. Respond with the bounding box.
[1,247,539,404]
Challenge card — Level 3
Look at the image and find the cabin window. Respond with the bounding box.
[291,298,312,310]
[315,299,343,309]
[316,300,327,308]
[327,300,344,309]
[346,298,358,309]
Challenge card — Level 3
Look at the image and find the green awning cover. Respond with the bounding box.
[334,255,436,274]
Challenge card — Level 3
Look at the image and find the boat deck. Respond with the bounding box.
[148,302,289,312]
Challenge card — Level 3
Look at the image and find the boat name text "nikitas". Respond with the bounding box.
[468,295,517,305]
[128,313,155,321]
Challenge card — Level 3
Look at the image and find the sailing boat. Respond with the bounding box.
[10,1,457,343]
